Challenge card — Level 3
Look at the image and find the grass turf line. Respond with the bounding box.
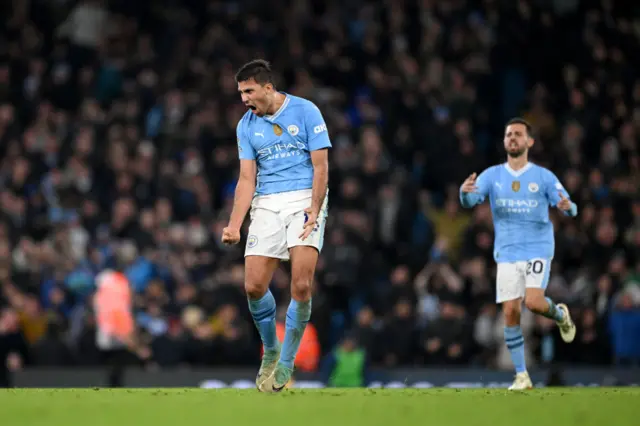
[1,388,637,426]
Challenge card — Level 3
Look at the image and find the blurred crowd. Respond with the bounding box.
[1,0,640,380]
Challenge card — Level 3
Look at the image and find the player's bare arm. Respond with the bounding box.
[300,148,328,240]
[223,159,257,245]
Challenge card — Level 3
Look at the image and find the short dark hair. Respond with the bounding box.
[235,59,275,86]
[506,117,534,138]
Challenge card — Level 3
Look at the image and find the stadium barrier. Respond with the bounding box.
[10,367,639,388]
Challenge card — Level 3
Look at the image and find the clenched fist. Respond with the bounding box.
[221,227,241,245]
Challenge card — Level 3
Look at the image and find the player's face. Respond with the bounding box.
[238,79,273,117]
[503,123,533,157]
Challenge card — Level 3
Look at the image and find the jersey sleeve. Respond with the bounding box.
[460,167,492,208]
[304,103,332,151]
[236,118,256,160]
[544,169,578,217]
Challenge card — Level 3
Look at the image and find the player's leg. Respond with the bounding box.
[260,202,326,392]
[272,245,317,389]
[497,262,532,390]
[244,208,289,388]
[245,255,281,370]
[524,258,576,343]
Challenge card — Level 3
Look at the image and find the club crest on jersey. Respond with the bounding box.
[273,124,283,136]
[287,125,299,136]
[512,181,520,192]
[528,182,539,193]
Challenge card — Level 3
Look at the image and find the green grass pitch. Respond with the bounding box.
[1,388,637,426]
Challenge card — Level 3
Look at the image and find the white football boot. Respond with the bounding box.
[556,303,576,343]
[508,372,533,390]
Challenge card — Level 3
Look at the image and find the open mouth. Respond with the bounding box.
[248,105,257,111]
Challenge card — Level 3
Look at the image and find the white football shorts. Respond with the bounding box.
[245,189,328,261]
[496,258,551,303]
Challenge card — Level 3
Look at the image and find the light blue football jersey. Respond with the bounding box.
[236,93,332,195]
[459,163,578,263]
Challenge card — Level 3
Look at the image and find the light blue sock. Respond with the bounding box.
[504,326,527,373]
[541,297,565,322]
[279,298,312,369]
[248,290,278,352]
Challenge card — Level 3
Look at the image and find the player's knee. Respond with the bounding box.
[502,301,521,326]
[524,294,546,313]
[244,281,268,300]
[291,277,312,301]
